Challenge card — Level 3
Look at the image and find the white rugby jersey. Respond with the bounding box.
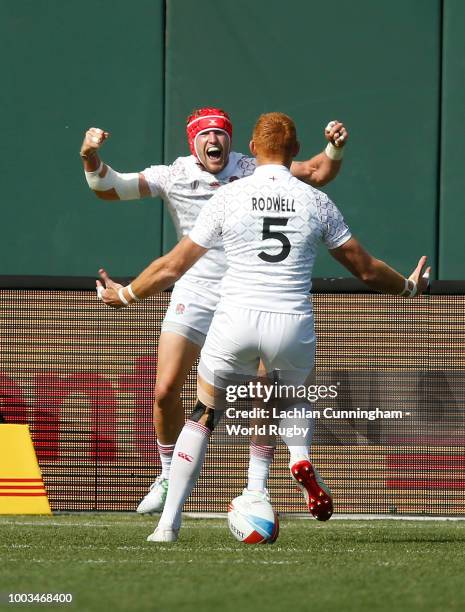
[189,164,351,314]
[142,152,256,297]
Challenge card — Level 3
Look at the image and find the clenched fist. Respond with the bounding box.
[325,120,348,148]
[80,127,110,159]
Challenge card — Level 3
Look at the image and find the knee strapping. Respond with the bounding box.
[190,400,222,431]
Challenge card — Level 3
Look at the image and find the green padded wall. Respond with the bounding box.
[1,0,164,276]
[3,1,461,279]
[439,0,465,278]
[163,0,440,278]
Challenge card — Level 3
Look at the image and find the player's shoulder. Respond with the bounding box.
[303,184,340,224]
[216,169,256,197]
[306,183,332,204]
[144,155,194,173]
[167,155,198,174]
[289,175,329,201]
[142,156,196,196]
[228,151,256,177]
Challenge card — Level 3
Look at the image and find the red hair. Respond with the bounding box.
[252,112,297,158]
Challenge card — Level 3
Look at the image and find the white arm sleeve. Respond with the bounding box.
[189,193,225,249]
[85,163,141,200]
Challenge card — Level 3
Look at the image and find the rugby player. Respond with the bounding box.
[81,108,348,513]
[97,111,430,542]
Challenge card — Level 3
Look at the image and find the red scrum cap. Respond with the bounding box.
[186,107,233,158]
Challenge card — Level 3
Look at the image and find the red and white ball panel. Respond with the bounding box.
[227,494,279,544]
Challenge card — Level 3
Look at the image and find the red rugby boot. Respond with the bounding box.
[290,460,333,521]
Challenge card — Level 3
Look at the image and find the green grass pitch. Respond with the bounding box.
[1,514,464,612]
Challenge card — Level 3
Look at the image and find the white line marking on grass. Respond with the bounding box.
[179,523,226,529]
[184,513,228,519]
[2,514,464,529]
[0,520,148,527]
[14,558,299,566]
[319,514,465,522]
[83,559,177,565]
[181,513,465,522]
[0,520,227,529]
[80,559,297,565]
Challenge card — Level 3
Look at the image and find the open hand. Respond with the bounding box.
[408,256,431,296]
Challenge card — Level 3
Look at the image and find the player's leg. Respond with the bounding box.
[148,305,260,542]
[247,439,275,492]
[246,364,277,494]
[136,330,202,514]
[137,284,218,514]
[261,312,333,520]
[147,379,225,542]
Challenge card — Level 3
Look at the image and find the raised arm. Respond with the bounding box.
[97,237,208,308]
[80,127,151,200]
[330,237,430,297]
[290,120,348,188]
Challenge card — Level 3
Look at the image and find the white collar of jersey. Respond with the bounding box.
[212,151,240,180]
[253,163,291,177]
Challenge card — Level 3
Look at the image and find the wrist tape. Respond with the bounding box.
[400,278,418,298]
[127,284,141,302]
[118,287,129,306]
[325,142,344,161]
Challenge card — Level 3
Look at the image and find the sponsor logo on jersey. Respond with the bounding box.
[191,180,199,191]
[178,452,193,462]
[210,182,221,188]
[175,303,185,315]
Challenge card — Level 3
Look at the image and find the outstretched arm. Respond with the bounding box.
[330,237,430,296]
[290,120,348,187]
[97,237,208,308]
[80,127,151,200]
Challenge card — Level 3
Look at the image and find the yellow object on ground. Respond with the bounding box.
[0,424,51,514]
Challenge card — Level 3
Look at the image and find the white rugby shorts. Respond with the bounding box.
[161,283,220,347]
[198,303,316,388]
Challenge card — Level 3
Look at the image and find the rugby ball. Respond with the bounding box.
[227,493,279,544]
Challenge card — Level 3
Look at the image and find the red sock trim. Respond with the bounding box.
[186,420,211,437]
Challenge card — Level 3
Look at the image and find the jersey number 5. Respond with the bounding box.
[258,217,291,263]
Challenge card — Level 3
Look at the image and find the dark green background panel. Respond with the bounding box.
[439,0,465,279]
[0,0,164,276]
[2,1,460,279]
[164,0,440,278]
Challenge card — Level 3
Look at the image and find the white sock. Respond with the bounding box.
[158,420,210,531]
[278,402,315,466]
[287,444,311,465]
[157,442,175,480]
[247,442,275,491]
